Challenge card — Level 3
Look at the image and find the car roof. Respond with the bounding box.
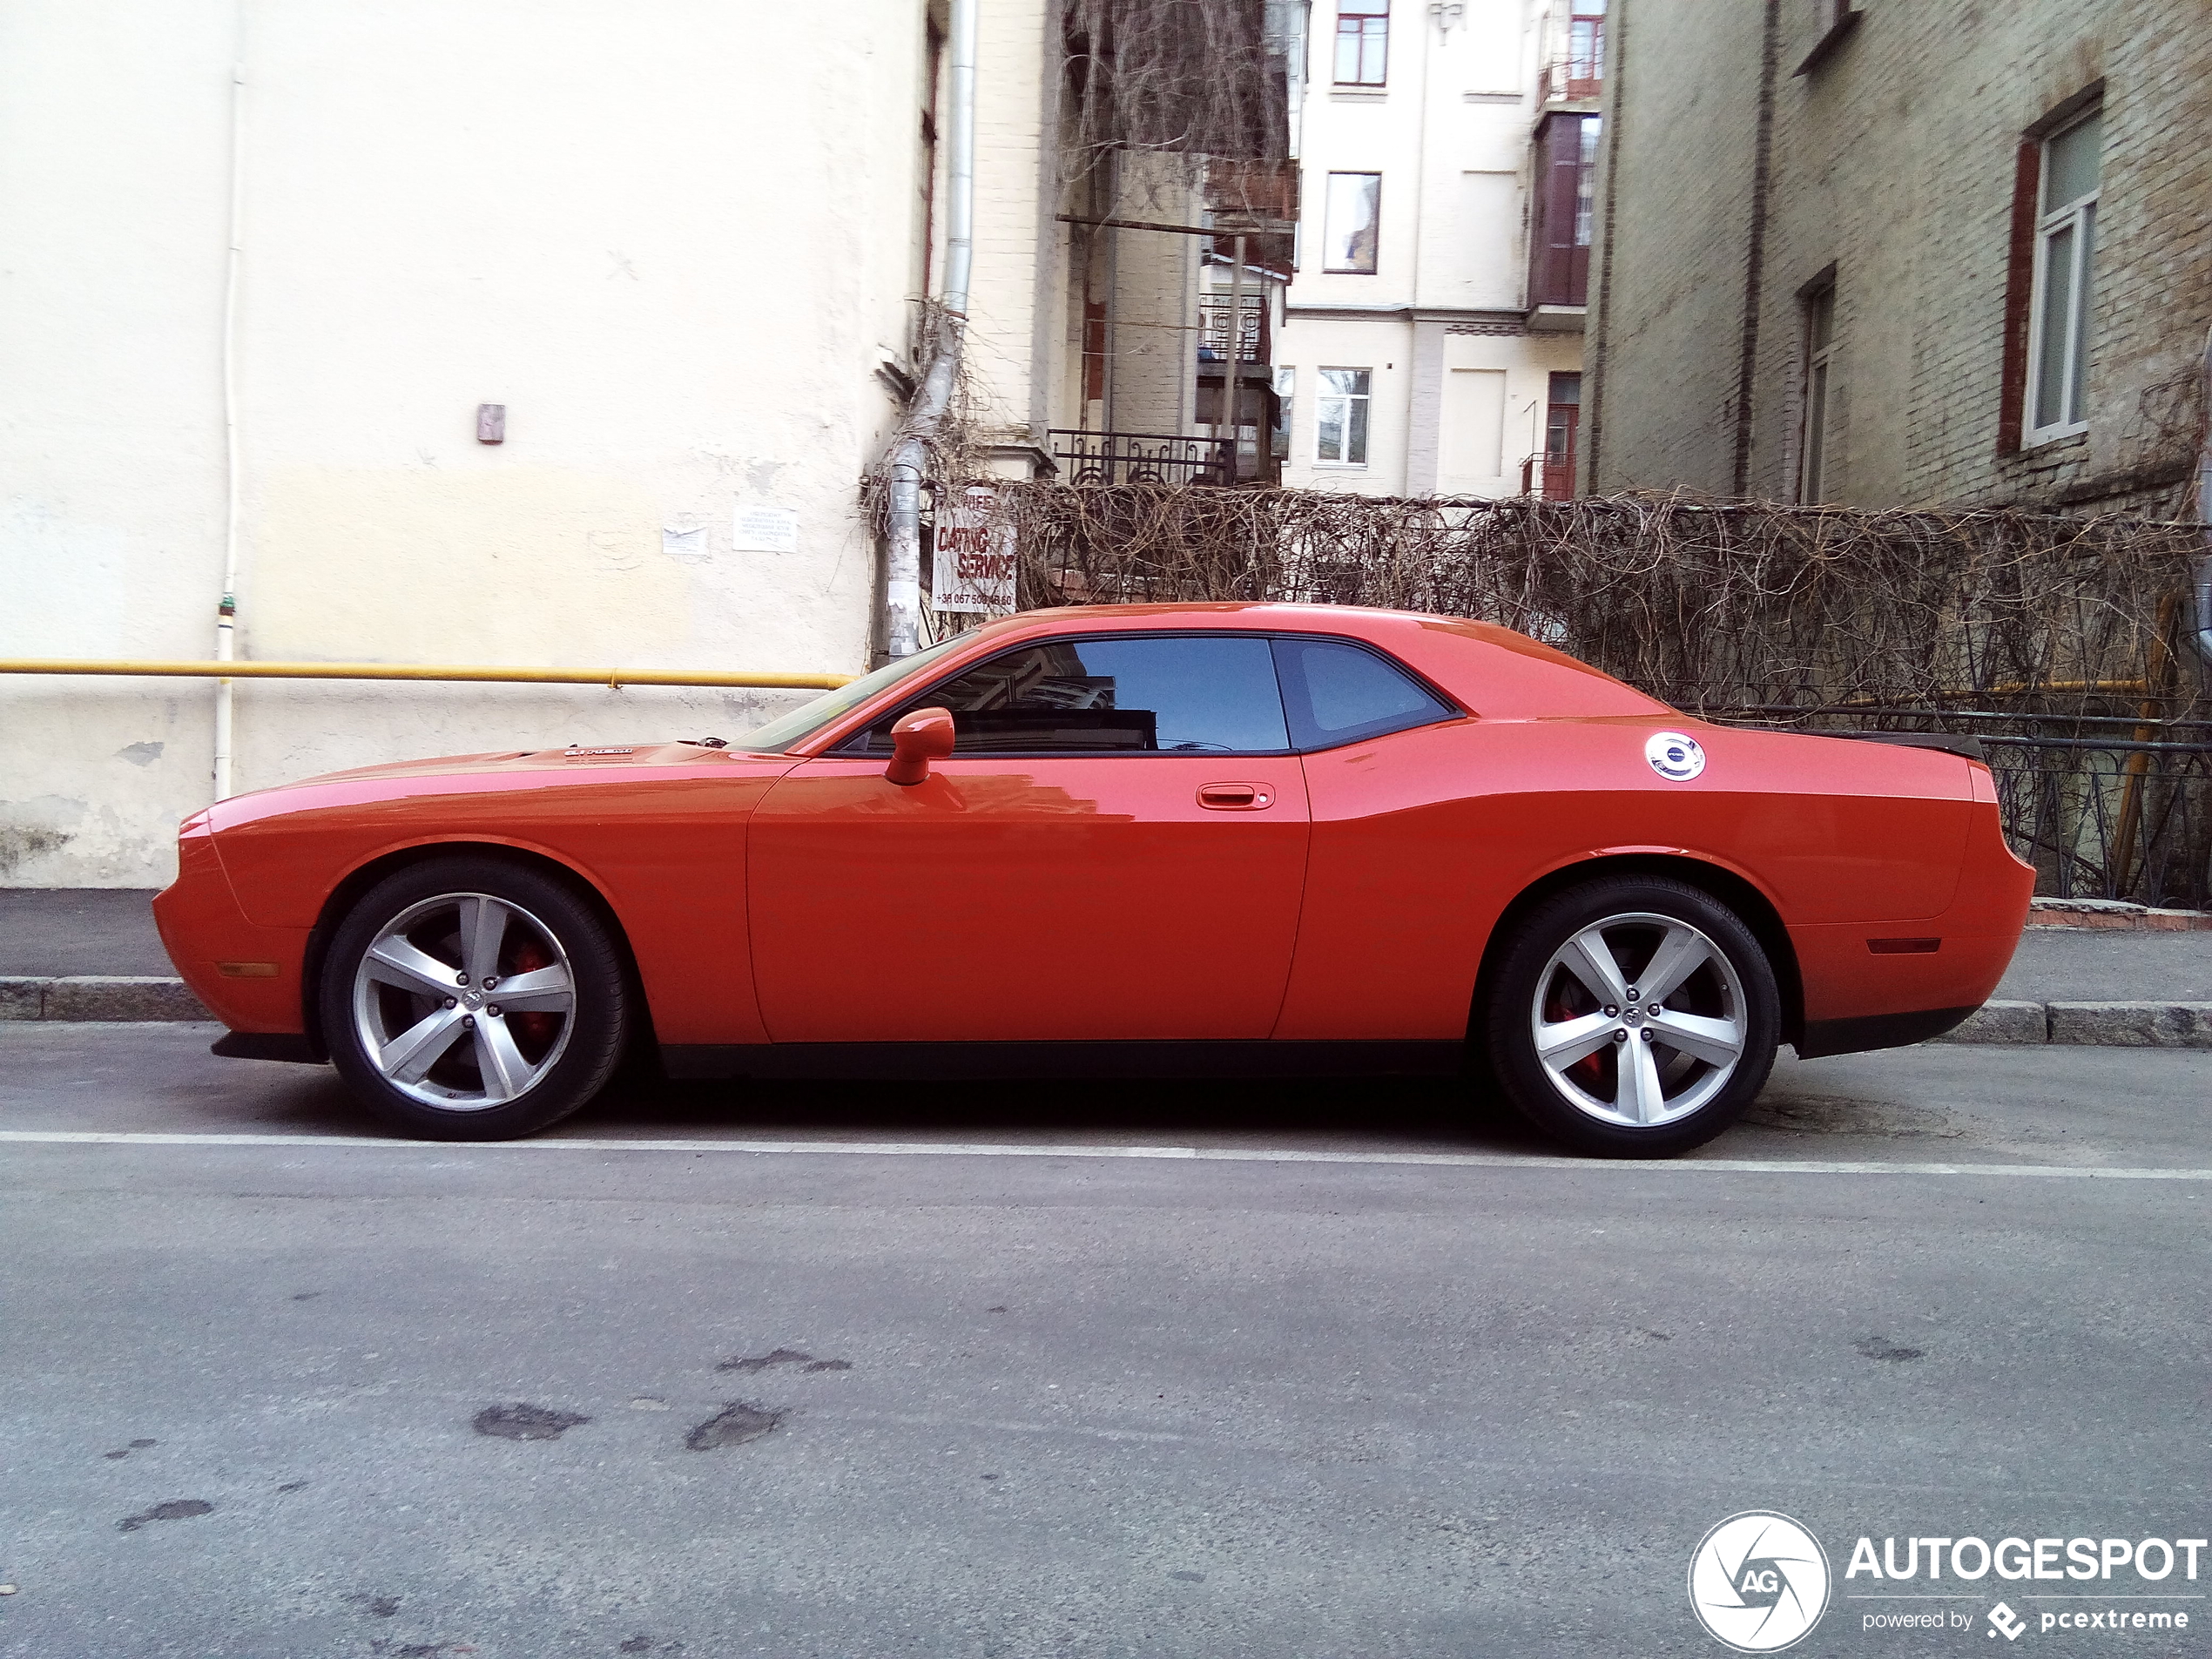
[905,603,1671,722]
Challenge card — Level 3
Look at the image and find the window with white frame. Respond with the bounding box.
[1323,172,1381,273]
[2026,106,2100,442]
[1316,368,1372,464]
[1334,0,1388,85]
[1797,280,1836,502]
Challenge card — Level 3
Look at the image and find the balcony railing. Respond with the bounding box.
[1197,294,1269,365]
[1537,16,1604,103]
[1049,430,1236,487]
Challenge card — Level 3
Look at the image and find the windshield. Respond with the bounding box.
[729,637,965,753]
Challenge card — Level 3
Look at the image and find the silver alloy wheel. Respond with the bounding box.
[1527,910,1748,1129]
[350,892,577,1110]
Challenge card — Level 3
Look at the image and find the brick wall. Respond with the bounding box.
[1588,0,2210,515]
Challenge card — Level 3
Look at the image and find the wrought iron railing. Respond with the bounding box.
[1198,295,1269,364]
[1049,430,1236,488]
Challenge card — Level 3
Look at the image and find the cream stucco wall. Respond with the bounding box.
[1,1,954,884]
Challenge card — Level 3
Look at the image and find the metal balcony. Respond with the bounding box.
[1049,430,1237,487]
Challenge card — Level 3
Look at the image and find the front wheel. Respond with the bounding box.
[320,857,631,1140]
[1485,877,1780,1157]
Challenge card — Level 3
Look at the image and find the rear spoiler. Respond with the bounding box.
[1806,729,1986,764]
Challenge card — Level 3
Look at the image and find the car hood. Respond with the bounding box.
[293,741,736,785]
[203,741,799,835]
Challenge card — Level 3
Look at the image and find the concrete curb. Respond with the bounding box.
[2027,898,2212,933]
[0,976,212,1022]
[4,976,2210,1050]
[1934,999,2212,1049]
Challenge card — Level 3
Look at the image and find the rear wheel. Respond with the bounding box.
[1486,877,1779,1157]
[320,857,630,1140]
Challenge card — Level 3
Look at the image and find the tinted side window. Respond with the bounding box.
[857,635,1291,754]
[1271,637,1457,750]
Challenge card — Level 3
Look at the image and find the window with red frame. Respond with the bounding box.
[1334,0,1388,85]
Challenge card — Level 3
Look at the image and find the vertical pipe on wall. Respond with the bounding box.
[212,58,246,799]
[1225,234,1246,480]
[884,0,977,659]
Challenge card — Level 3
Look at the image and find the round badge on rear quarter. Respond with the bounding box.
[1645,731,1707,781]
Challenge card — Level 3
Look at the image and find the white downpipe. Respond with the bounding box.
[885,0,977,658]
[213,60,246,799]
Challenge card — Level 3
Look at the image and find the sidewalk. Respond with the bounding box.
[3,888,2210,1044]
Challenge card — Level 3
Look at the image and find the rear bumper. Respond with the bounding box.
[1788,776,2035,1051]
[1797,1005,1978,1059]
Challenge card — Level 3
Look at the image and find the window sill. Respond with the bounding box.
[1792,9,1862,77]
[1311,462,1371,470]
[1330,86,1388,102]
[2021,424,2089,452]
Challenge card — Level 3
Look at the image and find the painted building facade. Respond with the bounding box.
[2,0,1213,885]
[1264,0,1595,499]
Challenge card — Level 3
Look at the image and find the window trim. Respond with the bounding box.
[1321,171,1383,275]
[2021,105,2100,447]
[827,630,1467,759]
[1796,270,1837,503]
[1332,0,1390,86]
[1314,366,1374,466]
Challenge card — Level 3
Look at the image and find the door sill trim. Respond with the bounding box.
[661,1039,1467,1082]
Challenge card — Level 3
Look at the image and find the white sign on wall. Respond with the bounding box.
[732,502,800,555]
[932,486,1016,614]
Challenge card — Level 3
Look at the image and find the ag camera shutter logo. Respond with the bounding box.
[1689,1511,1831,1652]
[1646,731,1707,780]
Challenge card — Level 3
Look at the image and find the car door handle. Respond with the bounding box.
[1197,783,1273,810]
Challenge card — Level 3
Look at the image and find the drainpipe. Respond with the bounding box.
[2195,323,2212,670]
[884,0,977,659]
[213,59,246,799]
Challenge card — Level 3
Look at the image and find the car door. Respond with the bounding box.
[747,632,1312,1043]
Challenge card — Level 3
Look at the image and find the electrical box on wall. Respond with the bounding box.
[476,404,506,443]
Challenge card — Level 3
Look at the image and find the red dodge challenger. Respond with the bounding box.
[155,604,2034,1155]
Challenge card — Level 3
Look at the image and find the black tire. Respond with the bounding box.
[320,856,631,1140]
[1484,876,1780,1157]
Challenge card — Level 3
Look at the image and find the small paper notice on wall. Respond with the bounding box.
[933,486,1016,614]
[662,526,709,561]
[733,502,800,555]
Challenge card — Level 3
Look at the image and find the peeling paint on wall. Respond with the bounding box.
[0,826,74,880]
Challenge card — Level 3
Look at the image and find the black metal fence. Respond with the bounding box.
[1048,430,1234,488]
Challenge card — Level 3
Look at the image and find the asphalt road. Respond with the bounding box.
[1,1027,2207,1658]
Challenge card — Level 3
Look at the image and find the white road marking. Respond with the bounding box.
[0,1128,2207,1178]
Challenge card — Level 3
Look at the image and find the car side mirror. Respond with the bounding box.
[884,706,956,786]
